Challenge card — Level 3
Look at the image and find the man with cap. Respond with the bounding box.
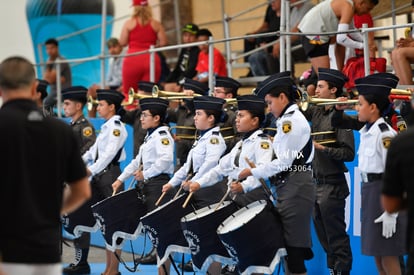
[355,74,407,275]
[238,71,315,275]
[34,79,51,116]
[164,23,200,92]
[61,86,97,275]
[213,76,241,153]
[302,68,354,275]
[332,73,407,133]
[82,89,128,275]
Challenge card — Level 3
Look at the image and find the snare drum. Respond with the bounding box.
[62,198,99,238]
[181,201,238,272]
[217,200,287,275]
[140,194,192,266]
[91,189,147,251]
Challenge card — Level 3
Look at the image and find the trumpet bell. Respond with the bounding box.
[86,95,99,111]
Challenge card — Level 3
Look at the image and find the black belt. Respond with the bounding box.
[361,172,383,183]
[144,173,169,183]
[314,174,345,185]
[269,164,312,186]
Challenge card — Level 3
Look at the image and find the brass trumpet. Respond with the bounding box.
[86,95,99,111]
[299,92,358,111]
[153,85,202,98]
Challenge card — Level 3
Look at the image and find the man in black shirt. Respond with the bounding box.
[381,121,414,275]
[0,56,90,275]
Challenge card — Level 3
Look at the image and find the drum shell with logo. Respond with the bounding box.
[91,188,147,251]
[140,193,192,266]
[181,201,238,272]
[217,200,287,275]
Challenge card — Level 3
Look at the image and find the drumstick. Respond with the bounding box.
[182,192,193,208]
[244,157,274,199]
[214,189,231,211]
[155,192,166,206]
[173,184,183,200]
[112,189,117,196]
[214,177,235,211]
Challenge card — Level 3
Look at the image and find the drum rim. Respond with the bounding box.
[216,200,267,234]
[181,200,233,222]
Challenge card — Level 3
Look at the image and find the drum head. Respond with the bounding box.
[181,201,237,272]
[140,193,192,266]
[91,189,147,251]
[217,200,287,275]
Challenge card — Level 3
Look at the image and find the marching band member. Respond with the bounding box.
[354,75,407,275]
[61,86,96,275]
[303,68,354,275]
[188,94,273,207]
[82,89,127,275]
[238,72,315,275]
[112,97,175,273]
[162,96,227,209]
[162,96,227,275]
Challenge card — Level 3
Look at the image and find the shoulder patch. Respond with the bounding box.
[382,137,392,149]
[378,122,389,132]
[83,126,93,137]
[210,137,220,144]
[114,120,121,125]
[397,119,407,132]
[161,138,170,145]
[260,141,270,149]
[284,110,294,117]
[282,121,292,134]
[159,130,167,135]
[113,129,121,137]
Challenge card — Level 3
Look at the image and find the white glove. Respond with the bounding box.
[374,211,398,239]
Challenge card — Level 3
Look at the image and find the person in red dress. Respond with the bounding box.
[119,0,167,102]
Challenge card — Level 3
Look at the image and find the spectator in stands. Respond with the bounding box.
[43,38,72,112]
[249,0,313,76]
[243,0,281,77]
[194,29,227,83]
[298,0,378,74]
[88,37,124,117]
[163,23,200,92]
[247,0,281,76]
[391,25,414,85]
[120,0,167,101]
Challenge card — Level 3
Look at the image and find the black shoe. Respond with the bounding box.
[221,265,238,275]
[137,251,157,265]
[178,260,194,272]
[63,262,91,275]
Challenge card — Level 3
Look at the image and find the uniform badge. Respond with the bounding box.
[113,129,121,137]
[210,137,219,144]
[282,121,292,133]
[397,120,407,132]
[161,138,170,145]
[382,137,392,149]
[260,142,270,149]
[83,127,93,137]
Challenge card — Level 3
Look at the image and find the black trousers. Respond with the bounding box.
[312,178,353,271]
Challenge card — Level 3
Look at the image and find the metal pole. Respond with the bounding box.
[391,0,396,45]
[56,60,62,118]
[150,45,155,82]
[223,14,232,78]
[100,0,107,88]
[362,23,370,76]
[279,0,286,72]
[173,0,181,47]
[208,37,214,95]
[285,0,291,73]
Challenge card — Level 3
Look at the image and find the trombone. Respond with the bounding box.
[311,130,337,145]
[153,85,202,98]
